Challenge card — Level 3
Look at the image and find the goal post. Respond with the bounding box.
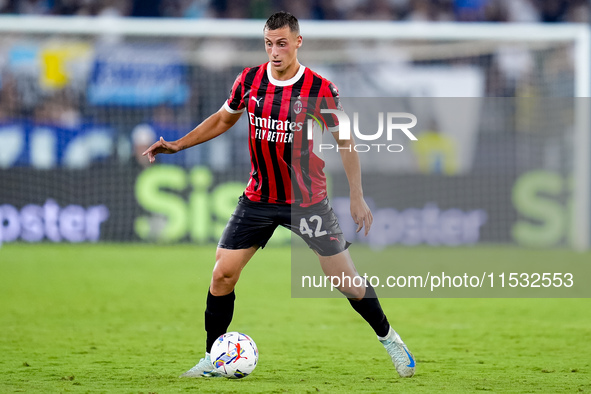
[0,16,588,249]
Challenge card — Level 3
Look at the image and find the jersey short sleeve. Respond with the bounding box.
[223,71,246,114]
[323,82,342,133]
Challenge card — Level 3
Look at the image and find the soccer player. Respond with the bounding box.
[143,11,415,378]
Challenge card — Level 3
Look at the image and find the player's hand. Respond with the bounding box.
[350,195,373,236]
[142,137,180,163]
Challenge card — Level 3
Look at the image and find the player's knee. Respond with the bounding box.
[211,257,241,291]
[211,265,238,286]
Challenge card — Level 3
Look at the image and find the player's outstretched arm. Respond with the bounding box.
[142,107,242,163]
[332,131,373,236]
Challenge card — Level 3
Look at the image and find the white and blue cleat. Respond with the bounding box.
[179,353,223,378]
[379,327,416,378]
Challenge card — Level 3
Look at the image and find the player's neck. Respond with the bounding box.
[270,60,301,81]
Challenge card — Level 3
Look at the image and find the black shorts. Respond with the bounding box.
[218,194,350,257]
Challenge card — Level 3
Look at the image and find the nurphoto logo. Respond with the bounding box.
[307,109,418,153]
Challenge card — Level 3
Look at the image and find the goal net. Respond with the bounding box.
[0,17,588,249]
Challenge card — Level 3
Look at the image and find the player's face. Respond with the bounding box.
[264,26,302,76]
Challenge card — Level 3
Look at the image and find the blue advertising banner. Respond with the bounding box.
[87,44,189,106]
[0,122,113,169]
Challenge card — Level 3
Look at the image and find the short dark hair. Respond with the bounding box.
[264,11,299,34]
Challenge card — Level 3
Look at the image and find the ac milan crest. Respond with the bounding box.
[293,98,303,114]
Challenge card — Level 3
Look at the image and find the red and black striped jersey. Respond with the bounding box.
[223,62,340,207]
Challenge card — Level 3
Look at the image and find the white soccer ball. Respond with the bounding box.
[210,332,258,379]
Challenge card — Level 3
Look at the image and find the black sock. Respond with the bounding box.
[205,289,235,353]
[348,284,390,338]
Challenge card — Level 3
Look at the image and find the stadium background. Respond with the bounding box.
[1,0,589,248]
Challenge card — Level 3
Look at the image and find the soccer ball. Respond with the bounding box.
[210,332,258,379]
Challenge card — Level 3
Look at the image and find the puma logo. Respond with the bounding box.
[234,343,244,361]
[251,96,263,107]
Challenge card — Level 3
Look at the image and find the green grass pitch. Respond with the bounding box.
[1,244,590,393]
